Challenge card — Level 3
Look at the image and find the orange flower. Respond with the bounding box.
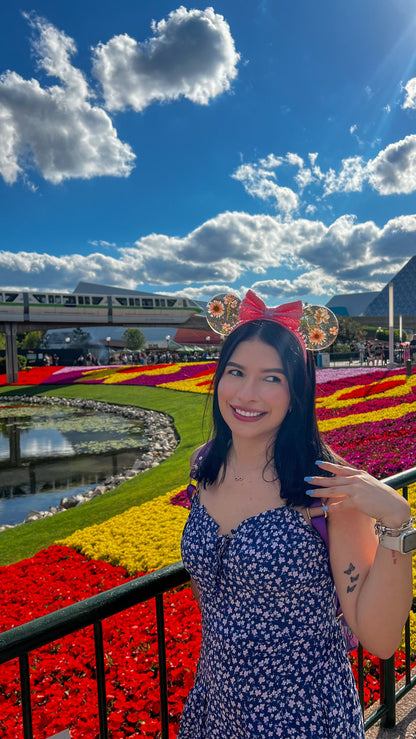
[207,299,224,317]
[314,308,330,323]
[309,327,326,345]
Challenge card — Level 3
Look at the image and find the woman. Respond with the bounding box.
[178,293,413,739]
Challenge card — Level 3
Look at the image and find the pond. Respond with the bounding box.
[0,403,148,526]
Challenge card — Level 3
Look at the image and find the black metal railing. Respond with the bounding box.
[362,466,416,730]
[0,563,189,739]
[1,466,416,737]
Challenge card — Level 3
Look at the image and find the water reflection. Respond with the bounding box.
[0,404,147,526]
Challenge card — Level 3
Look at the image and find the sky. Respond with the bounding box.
[1,0,416,307]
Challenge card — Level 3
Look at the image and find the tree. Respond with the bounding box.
[18,330,48,351]
[336,317,367,344]
[70,328,91,348]
[122,328,146,352]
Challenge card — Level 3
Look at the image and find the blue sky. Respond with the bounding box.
[1,0,416,306]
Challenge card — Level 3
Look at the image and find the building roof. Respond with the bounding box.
[74,281,171,298]
[364,255,416,317]
[326,292,379,316]
[173,328,222,345]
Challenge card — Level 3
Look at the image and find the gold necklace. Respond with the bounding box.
[230,459,265,482]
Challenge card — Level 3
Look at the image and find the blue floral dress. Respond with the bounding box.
[178,493,364,738]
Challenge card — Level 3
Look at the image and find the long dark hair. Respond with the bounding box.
[198,319,341,507]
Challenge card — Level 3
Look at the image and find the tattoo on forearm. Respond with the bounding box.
[343,562,360,594]
[344,563,355,575]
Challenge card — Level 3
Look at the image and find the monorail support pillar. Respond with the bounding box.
[5,323,19,384]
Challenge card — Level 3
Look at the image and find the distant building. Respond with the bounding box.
[326,293,379,317]
[326,255,416,326]
[173,328,221,346]
[364,255,416,317]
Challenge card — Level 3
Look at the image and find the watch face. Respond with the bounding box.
[403,530,416,553]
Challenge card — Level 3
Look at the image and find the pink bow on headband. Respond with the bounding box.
[237,290,307,358]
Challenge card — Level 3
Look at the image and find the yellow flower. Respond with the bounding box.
[57,487,189,574]
[318,401,416,432]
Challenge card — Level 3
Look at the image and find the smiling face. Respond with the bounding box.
[217,338,291,445]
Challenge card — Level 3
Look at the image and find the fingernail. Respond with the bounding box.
[315,460,325,466]
[304,476,314,483]
[306,489,315,496]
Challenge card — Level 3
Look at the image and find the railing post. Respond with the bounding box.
[93,621,108,739]
[357,644,364,711]
[380,656,396,728]
[156,593,169,739]
[19,653,33,739]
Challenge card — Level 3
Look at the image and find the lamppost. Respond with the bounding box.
[106,336,111,364]
[165,334,170,350]
[206,335,211,356]
[64,337,70,366]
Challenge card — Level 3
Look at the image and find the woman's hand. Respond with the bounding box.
[305,461,411,528]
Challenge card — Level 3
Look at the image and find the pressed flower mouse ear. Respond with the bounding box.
[205,289,339,351]
[299,305,339,351]
[206,293,241,335]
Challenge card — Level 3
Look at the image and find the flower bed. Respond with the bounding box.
[60,488,189,574]
[0,362,217,393]
[0,546,200,739]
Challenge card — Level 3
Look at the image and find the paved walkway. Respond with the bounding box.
[364,668,416,738]
[365,690,416,738]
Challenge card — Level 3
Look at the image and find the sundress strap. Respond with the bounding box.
[187,439,213,501]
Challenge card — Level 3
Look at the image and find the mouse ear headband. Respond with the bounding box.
[206,289,339,357]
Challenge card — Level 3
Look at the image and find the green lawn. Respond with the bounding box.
[0,384,209,566]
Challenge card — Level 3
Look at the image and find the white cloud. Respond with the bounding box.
[366,135,416,194]
[232,162,299,215]
[176,284,238,300]
[323,157,366,195]
[251,270,341,299]
[318,135,416,196]
[0,8,239,186]
[0,14,135,185]
[1,209,415,298]
[402,77,416,109]
[92,6,240,112]
[88,240,117,248]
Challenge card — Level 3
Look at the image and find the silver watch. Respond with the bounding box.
[375,518,416,554]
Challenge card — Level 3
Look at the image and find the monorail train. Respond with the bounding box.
[0,290,203,325]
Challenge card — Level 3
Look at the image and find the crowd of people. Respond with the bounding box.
[69,349,215,367]
[350,339,415,366]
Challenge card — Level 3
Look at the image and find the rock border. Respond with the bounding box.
[0,395,178,533]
